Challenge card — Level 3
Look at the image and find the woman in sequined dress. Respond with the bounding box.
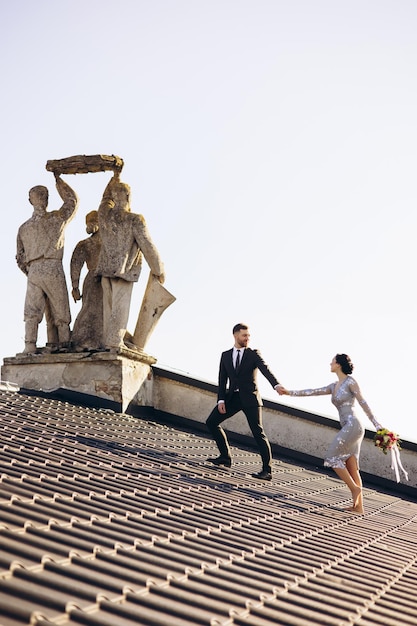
[279,354,382,514]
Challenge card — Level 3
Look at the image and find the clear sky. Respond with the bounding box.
[1,1,416,443]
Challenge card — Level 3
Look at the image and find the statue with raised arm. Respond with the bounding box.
[96,172,165,351]
[16,174,78,354]
[70,210,103,351]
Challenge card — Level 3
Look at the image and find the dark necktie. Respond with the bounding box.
[235,350,241,369]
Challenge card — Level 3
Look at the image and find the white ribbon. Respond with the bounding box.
[390,444,409,483]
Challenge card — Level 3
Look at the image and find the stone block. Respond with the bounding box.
[1,348,156,413]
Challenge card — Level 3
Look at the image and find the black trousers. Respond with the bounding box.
[206,392,272,472]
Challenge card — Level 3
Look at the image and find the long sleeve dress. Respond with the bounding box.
[289,376,381,469]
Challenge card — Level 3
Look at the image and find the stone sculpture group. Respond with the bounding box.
[16,155,175,356]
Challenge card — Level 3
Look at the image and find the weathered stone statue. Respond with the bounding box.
[70,211,103,351]
[6,155,176,412]
[96,172,165,351]
[16,174,78,354]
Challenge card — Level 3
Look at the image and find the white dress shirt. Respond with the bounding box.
[233,346,245,368]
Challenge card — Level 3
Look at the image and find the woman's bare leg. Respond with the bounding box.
[333,463,364,513]
[345,456,364,513]
[346,455,362,487]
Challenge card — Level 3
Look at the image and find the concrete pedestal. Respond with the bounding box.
[1,348,156,413]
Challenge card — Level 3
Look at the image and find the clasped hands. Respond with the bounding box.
[276,384,289,396]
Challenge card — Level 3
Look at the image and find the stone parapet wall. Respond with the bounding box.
[2,356,414,493]
[151,367,417,493]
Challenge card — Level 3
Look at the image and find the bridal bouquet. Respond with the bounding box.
[374,428,401,454]
[374,428,408,483]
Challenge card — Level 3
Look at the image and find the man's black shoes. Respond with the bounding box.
[207,456,232,468]
[207,458,272,479]
[252,470,272,481]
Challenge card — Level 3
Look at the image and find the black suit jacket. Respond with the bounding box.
[217,347,279,407]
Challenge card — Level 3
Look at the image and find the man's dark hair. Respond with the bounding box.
[233,323,248,334]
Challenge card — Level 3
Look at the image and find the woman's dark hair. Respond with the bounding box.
[335,353,354,375]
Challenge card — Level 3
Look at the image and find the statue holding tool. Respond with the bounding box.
[16,154,175,356]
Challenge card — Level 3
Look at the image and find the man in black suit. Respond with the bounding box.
[206,323,283,481]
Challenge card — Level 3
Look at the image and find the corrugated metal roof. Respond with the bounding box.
[0,388,416,626]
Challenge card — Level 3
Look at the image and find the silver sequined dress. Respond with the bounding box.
[289,376,381,469]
